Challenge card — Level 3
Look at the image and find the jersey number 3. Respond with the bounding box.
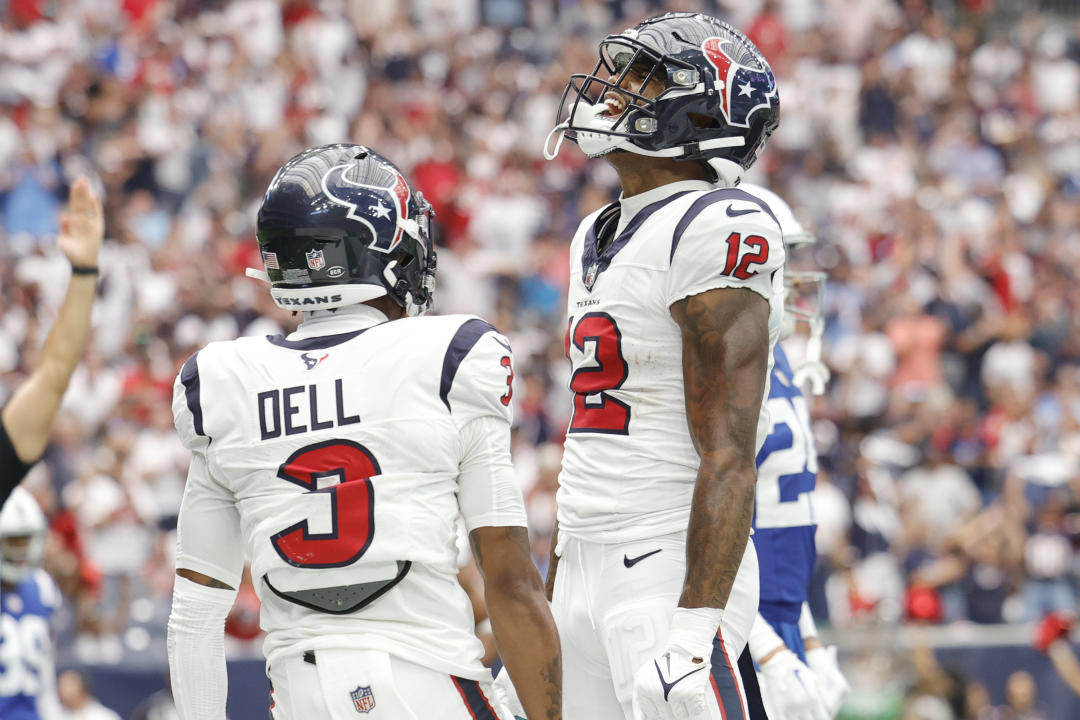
[566,312,630,434]
[271,439,379,568]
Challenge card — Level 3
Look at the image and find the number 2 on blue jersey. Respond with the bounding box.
[755,371,816,529]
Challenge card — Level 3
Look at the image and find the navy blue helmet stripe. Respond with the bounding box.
[450,676,499,720]
[670,188,781,261]
[440,318,498,411]
[180,352,205,438]
[266,329,366,350]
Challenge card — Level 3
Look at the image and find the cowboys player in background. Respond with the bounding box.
[166,145,561,720]
[736,184,850,720]
[505,12,783,720]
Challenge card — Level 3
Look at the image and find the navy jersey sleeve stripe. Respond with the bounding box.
[670,187,781,262]
[0,414,34,503]
[450,676,499,720]
[180,352,206,438]
[440,318,497,412]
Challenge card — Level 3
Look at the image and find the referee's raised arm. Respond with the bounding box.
[1,177,103,499]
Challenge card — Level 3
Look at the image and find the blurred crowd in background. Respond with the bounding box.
[1,0,1079,717]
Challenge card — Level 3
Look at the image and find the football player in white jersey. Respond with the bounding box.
[535,12,783,720]
[166,145,561,720]
[734,185,849,720]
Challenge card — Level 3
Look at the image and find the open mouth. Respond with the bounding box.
[599,92,628,117]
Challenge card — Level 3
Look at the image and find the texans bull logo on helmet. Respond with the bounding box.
[320,161,412,254]
[701,37,778,129]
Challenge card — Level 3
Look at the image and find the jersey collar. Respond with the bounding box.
[292,303,390,339]
[616,179,715,235]
[581,180,714,291]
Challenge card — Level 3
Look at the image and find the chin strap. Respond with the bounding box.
[792,316,830,396]
[543,101,748,166]
[543,121,570,161]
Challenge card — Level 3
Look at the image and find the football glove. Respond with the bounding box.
[756,648,830,720]
[804,645,850,718]
[633,650,712,720]
[491,667,527,720]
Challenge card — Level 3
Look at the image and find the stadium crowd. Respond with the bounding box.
[1,0,1079,716]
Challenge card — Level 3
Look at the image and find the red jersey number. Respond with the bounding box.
[500,356,514,406]
[722,232,770,279]
[567,313,630,434]
[271,439,380,568]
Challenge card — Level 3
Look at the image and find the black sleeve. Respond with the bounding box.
[0,412,35,505]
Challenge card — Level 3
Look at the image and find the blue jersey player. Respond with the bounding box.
[0,487,62,720]
[738,185,849,720]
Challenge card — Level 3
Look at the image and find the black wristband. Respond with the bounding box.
[71,265,99,276]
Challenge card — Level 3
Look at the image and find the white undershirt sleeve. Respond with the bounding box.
[457,415,527,531]
[167,448,245,719]
[747,612,787,664]
[799,601,819,639]
[167,575,237,720]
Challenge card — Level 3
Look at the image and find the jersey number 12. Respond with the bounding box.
[566,312,630,434]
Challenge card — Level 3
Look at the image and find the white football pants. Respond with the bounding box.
[267,648,503,719]
[552,529,759,720]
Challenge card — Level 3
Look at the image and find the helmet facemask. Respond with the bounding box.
[383,191,437,316]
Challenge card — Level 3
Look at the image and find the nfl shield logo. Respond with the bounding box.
[306,249,326,270]
[350,686,375,714]
[584,263,599,291]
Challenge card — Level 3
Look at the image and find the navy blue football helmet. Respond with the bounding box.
[248,144,436,314]
[545,12,779,185]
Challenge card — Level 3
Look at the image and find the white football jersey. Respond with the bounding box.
[557,180,786,543]
[172,306,524,680]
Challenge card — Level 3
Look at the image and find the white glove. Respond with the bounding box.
[633,651,712,720]
[756,648,830,720]
[805,646,850,718]
[491,668,527,720]
[792,359,830,396]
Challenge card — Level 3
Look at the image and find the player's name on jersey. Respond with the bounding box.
[257,379,360,440]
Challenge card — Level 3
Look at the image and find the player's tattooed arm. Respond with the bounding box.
[544,518,559,601]
[670,286,769,609]
[471,525,562,720]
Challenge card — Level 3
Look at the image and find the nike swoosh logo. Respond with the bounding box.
[623,548,662,568]
[493,337,511,352]
[655,659,707,701]
[726,205,759,217]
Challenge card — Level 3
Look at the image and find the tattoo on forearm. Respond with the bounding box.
[671,288,769,608]
[541,653,562,720]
